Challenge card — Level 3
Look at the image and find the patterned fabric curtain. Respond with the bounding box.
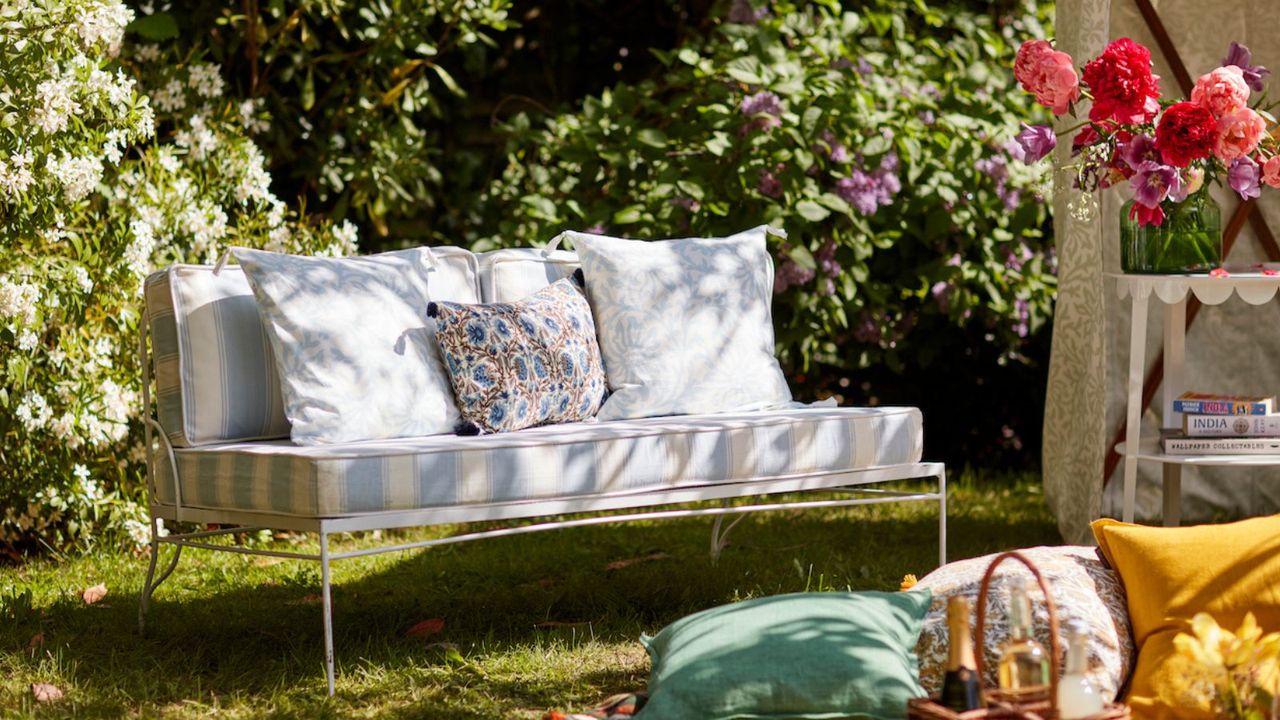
[1045,0,1280,543]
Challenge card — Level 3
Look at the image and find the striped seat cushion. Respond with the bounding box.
[151,407,923,517]
[145,266,291,447]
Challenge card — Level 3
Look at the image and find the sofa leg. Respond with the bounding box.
[320,531,336,697]
[937,470,948,566]
[138,517,182,635]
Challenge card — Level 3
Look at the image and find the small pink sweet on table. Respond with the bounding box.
[1209,267,1230,278]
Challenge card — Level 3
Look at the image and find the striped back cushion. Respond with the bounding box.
[476,248,580,302]
[145,266,290,447]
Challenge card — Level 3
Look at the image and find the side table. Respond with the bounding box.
[1112,272,1280,524]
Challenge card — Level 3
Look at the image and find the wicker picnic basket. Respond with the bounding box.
[907,551,1130,720]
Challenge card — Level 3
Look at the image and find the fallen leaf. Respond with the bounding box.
[406,617,445,638]
[290,593,322,606]
[604,552,670,571]
[81,584,108,605]
[27,633,44,652]
[252,557,284,567]
[31,683,63,702]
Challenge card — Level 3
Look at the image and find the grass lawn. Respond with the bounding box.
[0,473,1059,718]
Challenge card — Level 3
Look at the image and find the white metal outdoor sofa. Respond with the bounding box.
[137,246,947,695]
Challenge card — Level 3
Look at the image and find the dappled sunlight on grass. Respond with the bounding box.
[0,475,1057,718]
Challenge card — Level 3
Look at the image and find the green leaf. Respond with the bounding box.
[429,64,464,97]
[705,132,732,157]
[801,106,823,137]
[796,200,831,222]
[788,245,817,270]
[636,128,667,148]
[127,12,178,40]
[677,48,700,66]
[612,205,645,225]
[726,57,765,85]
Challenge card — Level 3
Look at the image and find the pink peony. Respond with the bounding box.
[1214,107,1267,163]
[1015,40,1080,116]
[1264,157,1280,188]
[1192,65,1250,118]
[1014,41,1054,89]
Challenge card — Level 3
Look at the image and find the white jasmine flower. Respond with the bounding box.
[134,43,160,63]
[0,278,41,323]
[16,392,51,432]
[45,153,104,202]
[0,150,35,197]
[152,77,185,112]
[238,98,269,134]
[72,265,93,292]
[333,219,359,248]
[187,63,225,98]
[17,328,38,351]
[33,77,80,135]
[73,0,133,54]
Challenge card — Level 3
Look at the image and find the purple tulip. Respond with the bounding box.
[1130,161,1182,208]
[1118,134,1160,172]
[1229,156,1262,200]
[1223,42,1270,92]
[1014,123,1056,164]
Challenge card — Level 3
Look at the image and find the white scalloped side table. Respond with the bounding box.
[1110,271,1280,525]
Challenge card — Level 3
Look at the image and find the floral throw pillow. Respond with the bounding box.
[428,274,608,433]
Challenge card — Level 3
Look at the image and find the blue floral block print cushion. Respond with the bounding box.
[428,274,608,433]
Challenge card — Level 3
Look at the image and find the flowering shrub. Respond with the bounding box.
[0,1,353,557]
[472,0,1055,388]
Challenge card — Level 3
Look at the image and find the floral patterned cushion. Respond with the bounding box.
[911,545,1133,702]
[429,275,608,433]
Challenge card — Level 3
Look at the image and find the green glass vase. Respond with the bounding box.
[1120,190,1222,274]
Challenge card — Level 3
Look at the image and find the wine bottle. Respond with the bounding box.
[1058,620,1104,719]
[940,596,981,711]
[996,581,1050,699]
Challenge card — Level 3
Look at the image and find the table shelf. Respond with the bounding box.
[1117,440,1280,467]
[1111,271,1280,525]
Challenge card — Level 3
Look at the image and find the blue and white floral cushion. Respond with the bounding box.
[428,274,607,433]
[561,225,794,421]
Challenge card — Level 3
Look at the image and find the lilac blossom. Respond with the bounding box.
[856,58,874,76]
[1014,123,1056,164]
[835,170,881,215]
[815,129,848,163]
[931,280,953,313]
[727,0,771,24]
[1223,42,1270,92]
[853,313,882,344]
[1130,161,1182,208]
[670,196,699,212]
[773,259,814,294]
[584,223,607,234]
[815,239,840,277]
[1005,243,1033,272]
[918,110,936,126]
[1014,298,1030,338]
[739,91,783,133]
[757,169,783,198]
[1229,156,1262,200]
[975,156,1008,184]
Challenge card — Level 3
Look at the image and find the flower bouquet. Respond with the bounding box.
[1012,36,1278,273]
[1174,612,1280,719]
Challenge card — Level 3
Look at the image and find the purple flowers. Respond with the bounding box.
[1223,42,1270,92]
[976,154,1021,211]
[1229,156,1262,200]
[835,153,901,215]
[1130,161,1182,208]
[1117,133,1159,171]
[739,91,783,133]
[773,260,814,294]
[727,0,771,24]
[815,129,848,163]
[1014,123,1056,164]
[757,169,783,198]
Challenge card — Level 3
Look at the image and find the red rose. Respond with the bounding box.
[1155,102,1217,167]
[1082,38,1162,124]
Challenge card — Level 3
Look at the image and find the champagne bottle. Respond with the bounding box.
[996,581,1050,699]
[939,596,981,711]
[1058,620,1103,719]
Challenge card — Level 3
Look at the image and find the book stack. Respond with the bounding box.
[1164,392,1280,455]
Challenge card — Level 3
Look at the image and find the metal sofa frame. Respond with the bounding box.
[136,314,947,696]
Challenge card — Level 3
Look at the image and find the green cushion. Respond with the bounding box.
[641,590,931,720]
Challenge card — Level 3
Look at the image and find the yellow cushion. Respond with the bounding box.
[1091,516,1280,719]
